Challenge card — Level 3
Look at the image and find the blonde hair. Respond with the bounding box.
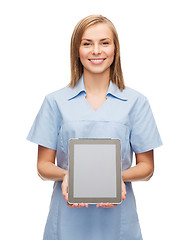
[68,15,125,91]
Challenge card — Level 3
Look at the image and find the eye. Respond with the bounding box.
[102,42,109,46]
[83,42,91,46]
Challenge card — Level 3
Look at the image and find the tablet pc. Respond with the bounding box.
[68,138,122,204]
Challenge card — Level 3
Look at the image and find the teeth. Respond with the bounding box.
[90,59,104,62]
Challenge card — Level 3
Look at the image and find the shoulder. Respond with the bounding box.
[121,87,151,117]
[123,86,148,103]
[44,84,74,103]
[40,85,73,115]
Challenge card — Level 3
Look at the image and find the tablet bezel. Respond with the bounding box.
[68,138,122,204]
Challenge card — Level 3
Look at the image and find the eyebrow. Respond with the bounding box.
[81,38,112,42]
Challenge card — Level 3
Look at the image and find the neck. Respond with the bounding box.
[83,70,110,95]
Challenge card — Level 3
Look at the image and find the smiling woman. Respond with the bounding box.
[27,14,162,240]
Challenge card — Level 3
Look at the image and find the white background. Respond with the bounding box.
[0,0,192,239]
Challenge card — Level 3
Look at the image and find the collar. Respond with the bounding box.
[67,75,128,101]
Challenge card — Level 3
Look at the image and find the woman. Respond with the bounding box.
[27,15,162,240]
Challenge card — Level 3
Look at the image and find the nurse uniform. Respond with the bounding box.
[27,75,162,240]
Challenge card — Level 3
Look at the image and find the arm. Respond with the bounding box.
[122,150,154,182]
[37,145,67,181]
[37,145,126,208]
[37,145,88,208]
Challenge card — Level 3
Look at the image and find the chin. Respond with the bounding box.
[86,65,111,75]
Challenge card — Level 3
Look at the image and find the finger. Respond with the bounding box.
[122,191,126,200]
[96,203,102,207]
[99,203,105,208]
[106,203,117,208]
[100,203,117,208]
[109,204,117,208]
[62,188,68,202]
[104,204,116,208]
[65,191,69,202]
[78,203,85,208]
[80,203,88,208]
[104,203,111,208]
[123,186,127,195]
[61,184,66,199]
[122,183,127,200]
[102,203,110,208]
[67,202,74,208]
[68,203,77,208]
[67,202,88,208]
[62,184,69,202]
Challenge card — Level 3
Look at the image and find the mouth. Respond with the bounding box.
[88,58,106,64]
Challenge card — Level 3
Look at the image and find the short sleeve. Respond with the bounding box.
[130,96,162,154]
[27,95,61,150]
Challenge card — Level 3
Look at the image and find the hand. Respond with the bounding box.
[122,179,127,201]
[96,202,117,208]
[96,179,127,208]
[61,174,88,208]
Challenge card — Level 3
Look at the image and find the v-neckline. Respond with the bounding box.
[84,95,108,113]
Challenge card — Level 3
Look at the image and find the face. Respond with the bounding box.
[79,23,115,76]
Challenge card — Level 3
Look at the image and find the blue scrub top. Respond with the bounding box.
[27,75,162,240]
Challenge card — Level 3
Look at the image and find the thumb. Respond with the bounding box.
[62,175,69,201]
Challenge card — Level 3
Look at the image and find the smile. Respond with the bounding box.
[89,58,106,64]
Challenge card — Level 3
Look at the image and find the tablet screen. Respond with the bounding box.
[74,144,116,198]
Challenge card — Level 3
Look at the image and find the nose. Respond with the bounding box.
[92,44,101,55]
